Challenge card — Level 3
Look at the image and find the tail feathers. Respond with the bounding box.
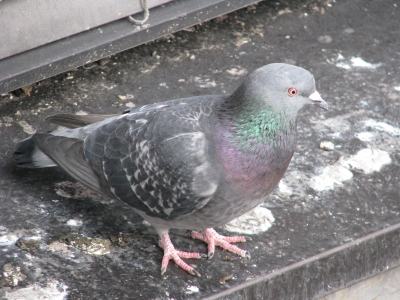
[13,135,57,168]
[14,133,106,197]
[32,133,105,196]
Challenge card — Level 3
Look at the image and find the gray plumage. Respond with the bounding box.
[14,63,328,275]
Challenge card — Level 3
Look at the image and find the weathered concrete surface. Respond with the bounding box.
[1,0,400,299]
[319,265,400,300]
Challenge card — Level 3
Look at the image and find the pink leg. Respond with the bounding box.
[191,228,250,259]
[158,231,205,276]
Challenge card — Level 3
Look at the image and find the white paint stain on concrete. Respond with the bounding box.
[279,180,293,195]
[306,113,397,193]
[340,148,392,174]
[310,148,391,191]
[355,131,375,141]
[364,119,400,136]
[0,234,19,246]
[4,280,68,300]
[66,219,83,227]
[224,206,275,235]
[75,110,88,115]
[319,141,335,151]
[0,229,43,247]
[226,67,248,77]
[186,285,200,294]
[192,76,217,88]
[350,57,382,69]
[328,54,382,70]
[125,102,136,108]
[309,164,353,192]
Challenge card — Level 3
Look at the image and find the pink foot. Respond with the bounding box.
[191,228,251,259]
[158,232,205,276]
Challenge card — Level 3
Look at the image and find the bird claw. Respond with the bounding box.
[158,228,250,276]
[161,265,167,276]
[192,228,250,259]
[161,261,201,277]
[159,232,203,276]
[191,268,201,277]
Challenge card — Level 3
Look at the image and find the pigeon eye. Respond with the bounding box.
[287,87,298,97]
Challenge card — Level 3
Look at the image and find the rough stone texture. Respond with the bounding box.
[1,0,400,299]
[320,265,400,300]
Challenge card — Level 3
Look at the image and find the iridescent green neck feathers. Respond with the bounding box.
[234,108,295,144]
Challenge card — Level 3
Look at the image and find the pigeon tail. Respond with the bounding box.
[13,135,57,168]
[31,133,107,197]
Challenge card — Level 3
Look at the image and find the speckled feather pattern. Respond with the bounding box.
[84,97,221,221]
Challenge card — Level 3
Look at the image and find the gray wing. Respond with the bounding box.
[84,100,220,220]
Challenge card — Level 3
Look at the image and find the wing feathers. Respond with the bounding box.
[45,114,118,128]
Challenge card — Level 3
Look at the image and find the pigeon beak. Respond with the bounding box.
[309,91,329,110]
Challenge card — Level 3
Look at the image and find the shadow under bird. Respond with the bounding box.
[14,63,328,276]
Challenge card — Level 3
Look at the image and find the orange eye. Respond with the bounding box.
[287,87,298,97]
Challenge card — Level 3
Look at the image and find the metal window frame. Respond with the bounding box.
[0,0,261,94]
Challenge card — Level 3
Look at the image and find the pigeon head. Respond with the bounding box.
[217,63,328,149]
[225,63,328,119]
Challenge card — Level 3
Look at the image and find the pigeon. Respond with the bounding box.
[14,63,328,276]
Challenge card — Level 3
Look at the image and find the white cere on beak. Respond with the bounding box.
[309,91,323,101]
[309,91,329,110]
